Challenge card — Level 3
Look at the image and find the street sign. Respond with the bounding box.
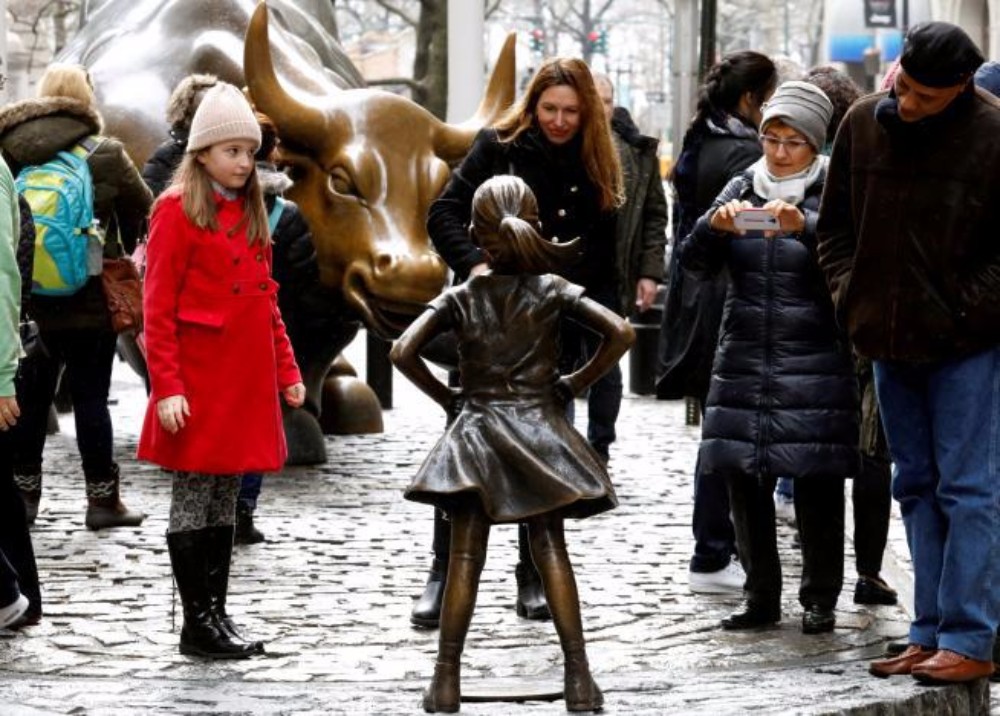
[864,0,897,28]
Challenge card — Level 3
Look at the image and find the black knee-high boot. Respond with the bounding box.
[205,526,264,653]
[516,522,550,620]
[412,508,451,628]
[167,530,258,659]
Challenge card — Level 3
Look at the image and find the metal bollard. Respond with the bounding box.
[628,285,667,395]
[685,396,701,426]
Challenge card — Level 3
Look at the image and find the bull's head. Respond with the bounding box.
[245,4,515,339]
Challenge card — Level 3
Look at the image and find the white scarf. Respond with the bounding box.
[750,154,828,205]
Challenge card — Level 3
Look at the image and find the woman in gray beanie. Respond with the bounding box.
[677,80,860,635]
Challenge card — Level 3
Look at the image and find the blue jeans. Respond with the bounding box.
[874,347,1000,661]
[238,473,263,511]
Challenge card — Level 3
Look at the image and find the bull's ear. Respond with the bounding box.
[432,32,516,163]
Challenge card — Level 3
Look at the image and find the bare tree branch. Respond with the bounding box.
[372,0,418,28]
[485,0,503,19]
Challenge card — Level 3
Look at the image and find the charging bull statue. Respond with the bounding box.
[58,0,516,464]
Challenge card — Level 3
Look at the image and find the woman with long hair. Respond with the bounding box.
[413,58,624,630]
[657,51,778,596]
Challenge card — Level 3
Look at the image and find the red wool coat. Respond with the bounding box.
[137,191,302,474]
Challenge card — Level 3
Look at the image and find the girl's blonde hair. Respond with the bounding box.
[37,63,97,107]
[493,58,623,212]
[471,175,580,275]
[160,151,269,245]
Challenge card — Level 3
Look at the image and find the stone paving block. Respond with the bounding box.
[0,351,994,714]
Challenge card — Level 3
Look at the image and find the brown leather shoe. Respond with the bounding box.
[911,649,995,684]
[869,645,936,677]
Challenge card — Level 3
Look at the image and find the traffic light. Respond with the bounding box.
[587,29,608,54]
[530,28,545,53]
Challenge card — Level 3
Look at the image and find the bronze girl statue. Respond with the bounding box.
[391,175,634,713]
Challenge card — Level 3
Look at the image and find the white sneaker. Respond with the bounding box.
[689,557,746,594]
[774,493,796,525]
[0,593,28,628]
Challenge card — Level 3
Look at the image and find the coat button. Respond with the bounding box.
[552,236,560,244]
[256,254,264,262]
[557,208,567,217]
[232,284,240,294]
[233,257,240,265]
[570,186,578,193]
[259,282,268,291]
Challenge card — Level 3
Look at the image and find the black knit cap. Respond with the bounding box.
[900,22,984,87]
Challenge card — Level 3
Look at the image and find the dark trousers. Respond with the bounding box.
[0,429,41,613]
[238,473,264,510]
[13,327,118,479]
[727,474,844,609]
[690,399,736,572]
[853,454,892,577]
[560,285,622,458]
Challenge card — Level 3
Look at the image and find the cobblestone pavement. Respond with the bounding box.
[0,336,994,715]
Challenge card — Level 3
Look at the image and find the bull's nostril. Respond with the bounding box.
[374,253,394,276]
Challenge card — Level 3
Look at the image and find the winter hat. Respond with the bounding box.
[760,80,833,151]
[900,22,984,88]
[973,61,1000,98]
[185,82,261,153]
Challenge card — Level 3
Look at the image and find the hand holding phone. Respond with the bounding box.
[733,208,781,232]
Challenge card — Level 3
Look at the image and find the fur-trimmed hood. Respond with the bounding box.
[257,162,293,197]
[0,96,104,169]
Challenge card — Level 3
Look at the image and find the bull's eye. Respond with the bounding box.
[328,167,355,197]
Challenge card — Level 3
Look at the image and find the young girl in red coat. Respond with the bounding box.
[391,175,634,712]
[138,83,305,660]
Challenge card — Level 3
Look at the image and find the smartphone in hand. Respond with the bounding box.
[733,208,780,232]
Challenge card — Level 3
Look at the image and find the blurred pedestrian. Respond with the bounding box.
[805,65,897,607]
[0,151,37,629]
[819,22,999,683]
[0,63,151,529]
[658,51,778,595]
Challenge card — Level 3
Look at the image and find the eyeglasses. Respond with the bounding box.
[760,134,811,150]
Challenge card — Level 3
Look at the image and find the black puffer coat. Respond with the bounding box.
[141,132,186,199]
[679,164,859,481]
[656,113,761,400]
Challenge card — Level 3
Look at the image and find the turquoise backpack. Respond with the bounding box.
[267,195,286,235]
[16,136,102,296]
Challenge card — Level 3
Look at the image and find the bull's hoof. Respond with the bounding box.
[320,376,384,435]
[283,409,328,466]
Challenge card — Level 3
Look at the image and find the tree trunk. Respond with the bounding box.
[413,0,447,119]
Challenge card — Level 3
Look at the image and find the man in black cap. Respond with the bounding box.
[817,21,999,685]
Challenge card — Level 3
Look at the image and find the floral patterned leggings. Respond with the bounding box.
[168,472,240,533]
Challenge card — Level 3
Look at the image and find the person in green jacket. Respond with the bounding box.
[0,151,40,628]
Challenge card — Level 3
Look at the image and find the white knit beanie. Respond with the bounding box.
[185,82,261,153]
[760,80,834,151]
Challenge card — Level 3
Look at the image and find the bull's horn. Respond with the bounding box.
[244,2,326,147]
[432,32,516,163]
